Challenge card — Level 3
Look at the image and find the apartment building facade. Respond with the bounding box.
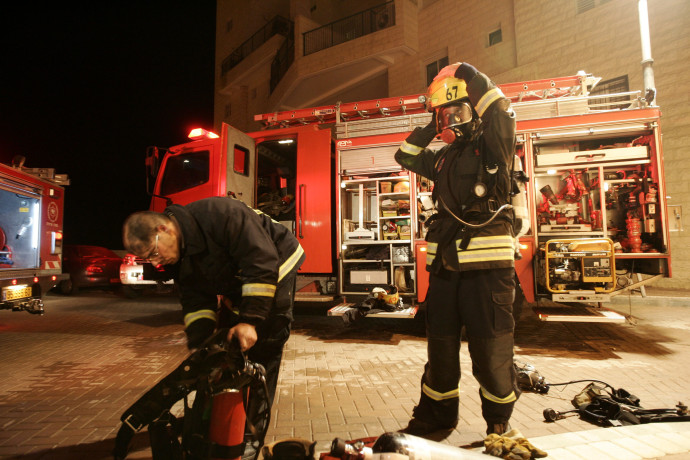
[215,0,690,288]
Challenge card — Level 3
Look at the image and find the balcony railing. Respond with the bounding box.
[270,26,295,93]
[221,16,293,77]
[303,1,395,56]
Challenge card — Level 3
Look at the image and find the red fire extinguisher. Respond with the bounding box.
[209,389,247,460]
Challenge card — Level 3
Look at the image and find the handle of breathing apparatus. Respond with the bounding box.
[438,195,513,229]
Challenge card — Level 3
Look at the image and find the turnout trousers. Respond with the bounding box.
[412,266,520,428]
[218,257,303,460]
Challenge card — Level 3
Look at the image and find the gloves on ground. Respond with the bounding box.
[484,429,548,460]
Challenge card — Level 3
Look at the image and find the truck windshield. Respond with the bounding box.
[159,151,210,196]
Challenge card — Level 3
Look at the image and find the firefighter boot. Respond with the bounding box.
[469,332,520,436]
[486,422,511,436]
[400,336,460,439]
[399,417,456,439]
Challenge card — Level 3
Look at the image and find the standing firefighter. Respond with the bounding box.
[395,62,520,437]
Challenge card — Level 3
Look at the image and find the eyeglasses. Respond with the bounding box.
[146,234,159,261]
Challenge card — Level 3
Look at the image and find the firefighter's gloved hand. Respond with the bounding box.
[435,62,460,80]
[423,110,438,134]
[484,429,547,459]
[454,62,479,82]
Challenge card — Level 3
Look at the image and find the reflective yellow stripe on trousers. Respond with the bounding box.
[480,386,517,404]
[242,283,277,297]
[423,382,459,401]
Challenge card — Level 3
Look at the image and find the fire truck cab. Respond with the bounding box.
[145,72,670,322]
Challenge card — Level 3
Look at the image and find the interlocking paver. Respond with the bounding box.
[2,290,690,459]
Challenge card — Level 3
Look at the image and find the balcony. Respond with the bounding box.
[221,16,293,78]
[271,0,417,110]
[218,0,418,118]
[303,1,395,56]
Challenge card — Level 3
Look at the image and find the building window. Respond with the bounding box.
[226,19,233,33]
[251,88,257,100]
[426,56,449,86]
[488,27,502,46]
[589,75,629,110]
[224,103,232,118]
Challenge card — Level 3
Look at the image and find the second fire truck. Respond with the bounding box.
[0,156,69,314]
[141,71,670,322]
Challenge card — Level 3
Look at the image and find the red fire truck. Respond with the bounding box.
[144,72,669,322]
[0,157,69,314]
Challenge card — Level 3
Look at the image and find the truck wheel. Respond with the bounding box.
[121,285,143,298]
[59,277,78,295]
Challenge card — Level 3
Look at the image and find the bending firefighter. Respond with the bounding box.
[395,62,521,437]
[122,196,305,458]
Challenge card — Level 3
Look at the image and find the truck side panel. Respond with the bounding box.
[295,128,333,273]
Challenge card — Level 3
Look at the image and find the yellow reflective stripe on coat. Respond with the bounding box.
[422,382,459,401]
[480,386,517,404]
[463,235,514,250]
[475,87,505,117]
[400,140,424,156]
[279,245,304,282]
[184,309,217,327]
[457,248,515,263]
[425,242,437,265]
[456,235,514,263]
[242,283,277,297]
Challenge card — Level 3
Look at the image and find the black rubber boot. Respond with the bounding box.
[486,422,511,436]
[399,417,457,440]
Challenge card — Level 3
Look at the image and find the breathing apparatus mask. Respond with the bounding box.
[426,74,478,144]
[436,102,476,143]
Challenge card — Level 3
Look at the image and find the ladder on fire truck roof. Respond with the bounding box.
[255,73,600,129]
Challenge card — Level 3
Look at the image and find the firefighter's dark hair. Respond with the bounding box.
[122,211,171,255]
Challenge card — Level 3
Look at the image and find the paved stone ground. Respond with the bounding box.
[1,288,690,459]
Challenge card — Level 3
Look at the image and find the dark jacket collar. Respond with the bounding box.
[165,204,206,258]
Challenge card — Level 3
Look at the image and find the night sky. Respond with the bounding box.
[2,4,216,250]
